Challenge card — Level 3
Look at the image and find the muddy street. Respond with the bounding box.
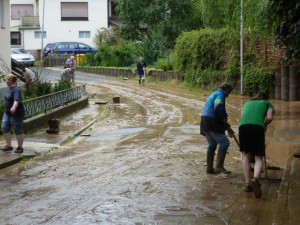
[0,77,299,225]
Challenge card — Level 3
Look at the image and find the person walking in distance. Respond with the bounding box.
[1,74,25,153]
[239,91,274,198]
[137,57,147,86]
[200,83,234,174]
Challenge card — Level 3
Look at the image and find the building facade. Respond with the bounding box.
[10,0,108,58]
[0,0,11,74]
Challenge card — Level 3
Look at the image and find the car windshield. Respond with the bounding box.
[11,49,28,54]
[44,44,50,50]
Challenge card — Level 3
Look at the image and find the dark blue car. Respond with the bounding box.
[43,42,98,56]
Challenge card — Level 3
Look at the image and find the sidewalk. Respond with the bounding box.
[0,95,107,170]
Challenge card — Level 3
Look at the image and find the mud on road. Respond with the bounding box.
[0,79,299,224]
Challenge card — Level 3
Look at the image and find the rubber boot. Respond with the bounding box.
[215,148,231,174]
[142,78,145,86]
[206,151,215,174]
[139,79,141,86]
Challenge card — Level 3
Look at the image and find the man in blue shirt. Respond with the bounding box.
[201,83,234,174]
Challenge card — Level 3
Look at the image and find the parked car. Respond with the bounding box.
[11,48,35,66]
[43,42,98,56]
[43,43,57,57]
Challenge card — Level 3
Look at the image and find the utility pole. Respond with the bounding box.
[240,0,243,94]
[41,0,45,67]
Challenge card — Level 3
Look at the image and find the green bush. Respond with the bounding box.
[24,81,52,98]
[174,28,228,85]
[84,41,140,67]
[243,67,276,95]
[157,51,176,71]
[24,69,72,100]
[52,79,72,93]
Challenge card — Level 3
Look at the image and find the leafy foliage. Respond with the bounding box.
[198,0,274,40]
[93,27,121,47]
[138,28,169,65]
[84,41,140,67]
[52,79,72,93]
[115,0,194,45]
[24,69,71,99]
[270,0,300,63]
[174,28,228,86]
[243,67,276,95]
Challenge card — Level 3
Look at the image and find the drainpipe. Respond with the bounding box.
[41,0,45,66]
[107,0,110,27]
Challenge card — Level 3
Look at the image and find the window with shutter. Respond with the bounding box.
[61,2,88,21]
[11,4,34,20]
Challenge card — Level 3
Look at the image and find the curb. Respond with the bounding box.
[58,102,110,145]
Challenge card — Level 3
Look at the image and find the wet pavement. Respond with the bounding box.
[0,70,299,224]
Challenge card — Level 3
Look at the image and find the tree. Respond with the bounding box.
[270,0,300,63]
[93,27,121,47]
[115,0,193,46]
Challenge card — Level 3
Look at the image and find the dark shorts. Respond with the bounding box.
[239,124,265,156]
[1,112,24,135]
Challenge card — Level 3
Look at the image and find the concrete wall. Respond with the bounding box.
[0,0,11,83]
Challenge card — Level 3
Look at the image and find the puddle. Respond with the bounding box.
[0,174,32,182]
[86,127,146,141]
[20,186,57,198]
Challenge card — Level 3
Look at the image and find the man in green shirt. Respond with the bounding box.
[239,91,274,198]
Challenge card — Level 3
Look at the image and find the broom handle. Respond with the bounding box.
[233,133,240,148]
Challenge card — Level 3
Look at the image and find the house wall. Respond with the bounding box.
[10,0,37,29]
[0,0,11,78]
[10,0,37,49]
[25,0,107,55]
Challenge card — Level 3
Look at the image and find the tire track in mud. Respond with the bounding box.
[89,81,184,125]
[0,80,248,224]
[2,81,210,224]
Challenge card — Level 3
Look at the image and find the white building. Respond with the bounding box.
[10,0,109,58]
[0,0,11,73]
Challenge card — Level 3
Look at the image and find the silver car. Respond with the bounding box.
[11,48,35,66]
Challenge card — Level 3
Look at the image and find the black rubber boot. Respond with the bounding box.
[139,79,141,86]
[215,148,231,174]
[206,151,215,174]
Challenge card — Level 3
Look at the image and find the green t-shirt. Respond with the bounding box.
[239,100,274,128]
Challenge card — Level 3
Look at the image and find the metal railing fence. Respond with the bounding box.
[23,84,86,118]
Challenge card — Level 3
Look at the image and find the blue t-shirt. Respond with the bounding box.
[5,85,25,118]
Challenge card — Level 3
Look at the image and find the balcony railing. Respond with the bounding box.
[23,84,86,118]
[20,16,40,28]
